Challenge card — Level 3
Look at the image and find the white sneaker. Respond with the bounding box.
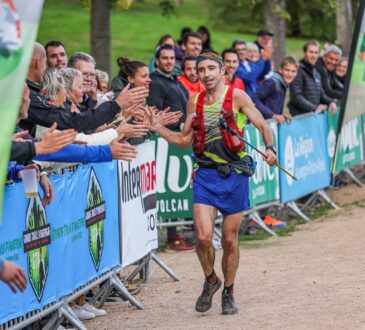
[72,305,95,320]
[82,302,107,317]
[57,326,66,330]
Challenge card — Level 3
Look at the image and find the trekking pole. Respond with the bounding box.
[219,117,297,181]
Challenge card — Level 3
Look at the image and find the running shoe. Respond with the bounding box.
[195,277,222,312]
[222,291,238,315]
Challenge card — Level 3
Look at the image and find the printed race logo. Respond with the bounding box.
[120,160,157,231]
[0,0,23,78]
[23,196,51,302]
[85,168,105,271]
[284,136,295,186]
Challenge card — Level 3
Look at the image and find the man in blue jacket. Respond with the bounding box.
[252,56,298,124]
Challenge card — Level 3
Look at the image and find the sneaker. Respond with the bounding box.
[222,292,238,315]
[72,305,95,320]
[195,277,222,312]
[57,326,66,330]
[105,290,126,304]
[82,302,106,317]
[167,235,195,251]
[263,215,286,229]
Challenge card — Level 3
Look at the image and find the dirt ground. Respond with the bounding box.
[85,184,365,330]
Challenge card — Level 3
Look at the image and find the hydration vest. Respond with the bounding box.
[192,86,245,155]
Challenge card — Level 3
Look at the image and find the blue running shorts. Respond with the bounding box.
[193,167,250,215]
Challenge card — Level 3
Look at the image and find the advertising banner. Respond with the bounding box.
[327,111,363,174]
[279,114,331,203]
[0,162,120,324]
[0,0,44,220]
[245,121,279,207]
[118,140,158,267]
[155,137,193,219]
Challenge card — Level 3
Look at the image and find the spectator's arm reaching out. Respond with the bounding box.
[0,258,27,293]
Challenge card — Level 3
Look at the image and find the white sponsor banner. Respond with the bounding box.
[118,140,158,267]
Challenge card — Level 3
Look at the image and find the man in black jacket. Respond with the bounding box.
[289,40,337,117]
[147,44,189,131]
[20,43,148,135]
[315,45,344,101]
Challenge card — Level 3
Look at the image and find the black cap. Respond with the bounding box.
[257,29,274,37]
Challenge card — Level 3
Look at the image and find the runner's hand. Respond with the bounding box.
[264,149,277,166]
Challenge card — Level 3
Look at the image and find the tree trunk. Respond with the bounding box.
[264,0,286,69]
[90,0,111,75]
[336,0,353,55]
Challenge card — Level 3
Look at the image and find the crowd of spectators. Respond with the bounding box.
[1,25,349,327]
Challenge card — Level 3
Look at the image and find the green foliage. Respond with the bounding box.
[38,0,307,75]
[206,0,353,40]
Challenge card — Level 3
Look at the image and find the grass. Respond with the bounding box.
[38,0,306,76]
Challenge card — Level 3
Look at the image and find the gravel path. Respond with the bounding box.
[85,184,365,329]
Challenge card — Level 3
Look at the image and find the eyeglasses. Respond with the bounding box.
[82,72,96,78]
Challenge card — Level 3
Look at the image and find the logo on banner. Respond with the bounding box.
[0,0,23,78]
[120,160,157,231]
[327,128,336,158]
[85,168,106,271]
[284,136,295,186]
[23,196,51,302]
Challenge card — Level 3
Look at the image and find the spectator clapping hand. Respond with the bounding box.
[116,116,149,139]
[0,261,27,293]
[109,136,138,162]
[34,123,77,155]
[115,83,149,110]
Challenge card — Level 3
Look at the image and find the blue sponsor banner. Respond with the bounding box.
[279,114,331,203]
[0,162,120,324]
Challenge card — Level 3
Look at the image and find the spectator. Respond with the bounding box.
[197,25,212,51]
[177,27,192,46]
[221,48,245,91]
[336,57,348,86]
[289,39,337,117]
[45,40,67,69]
[68,52,99,110]
[95,69,114,106]
[235,43,270,96]
[255,29,274,51]
[182,32,202,58]
[315,45,344,100]
[147,44,189,131]
[148,34,182,76]
[20,43,148,135]
[95,69,109,93]
[232,40,247,63]
[252,56,298,123]
[146,44,192,251]
[43,68,148,145]
[177,56,205,96]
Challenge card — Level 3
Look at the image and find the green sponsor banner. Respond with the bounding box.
[0,0,44,221]
[155,136,193,219]
[327,110,363,174]
[244,122,279,207]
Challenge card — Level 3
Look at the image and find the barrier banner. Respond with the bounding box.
[118,140,158,267]
[0,163,120,324]
[327,111,363,174]
[245,121,279,207]
[279,114,331,203]
[155,137,193,219]
[0,0,44,221]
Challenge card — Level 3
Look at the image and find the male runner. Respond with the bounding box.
[146,51,277,315]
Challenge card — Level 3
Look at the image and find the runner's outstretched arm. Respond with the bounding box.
[233,89,277,166]
[147,97,195,148]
